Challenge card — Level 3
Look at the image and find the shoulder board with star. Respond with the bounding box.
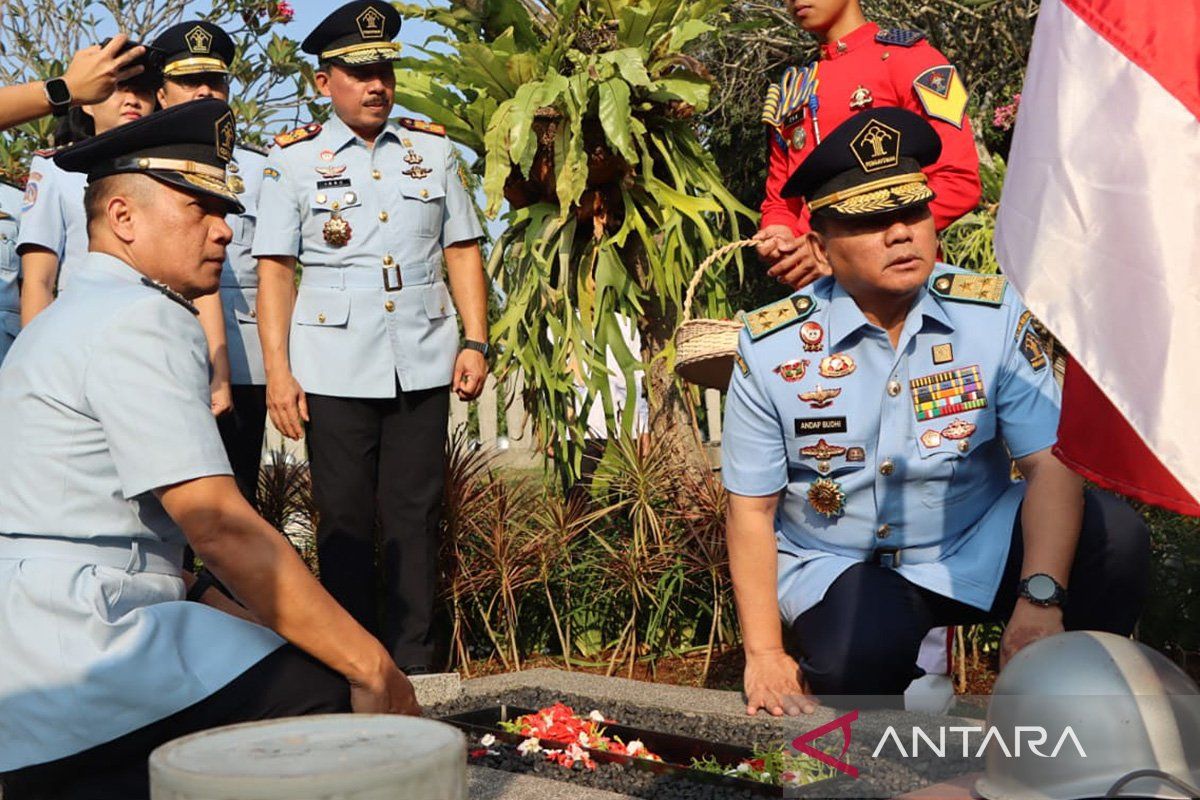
[238,141,270,156]
[875,28,926,47]
[273,123,322,149]
[140,277,198,315]
[741,294,817,340]
[398,117,446,137]
[33,145,64,158]
[929,272,1007,307]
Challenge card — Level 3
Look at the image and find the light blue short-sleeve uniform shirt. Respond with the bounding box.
[0,253,284,770]
[721,266,1061,624]
[251,113,484,398]
[16,152,89,292]
[0,181,22,362]
[223,143,268,385]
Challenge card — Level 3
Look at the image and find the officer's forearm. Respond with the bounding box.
[160,475,392,685]
[444,241,488,342]
[19,249,59,326]
[1014,448,1084,589]
[256,256,297,376]
[194,292,230,385]
[0,83,53,131]
[727,493,787,656]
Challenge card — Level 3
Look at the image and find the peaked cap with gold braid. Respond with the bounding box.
[302,0,402,67]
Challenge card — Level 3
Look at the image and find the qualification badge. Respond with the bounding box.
[849,85,873,110]
[807,477,846,518]
[773,358,810,382]
[323,213,352,246]
[819,353,856,378]
[799,385,841,408]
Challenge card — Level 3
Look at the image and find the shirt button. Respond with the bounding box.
[887,380,902,397]
[383,255,394,265]
[372,170,382,180]
[958,439,971,453]
[876,524,891,539]
[379,211,389,222]
[385,301,395,312]
[317,313,326,323]
[879,458,895,476]
[420,189,429,198]
[249,309,256,318]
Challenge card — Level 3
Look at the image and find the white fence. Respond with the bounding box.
[264,376,726,465]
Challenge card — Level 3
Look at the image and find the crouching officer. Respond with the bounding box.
[254,0,489,674]
[153,20,271,503]
[722,108,1150,713]
[0,99,417,800]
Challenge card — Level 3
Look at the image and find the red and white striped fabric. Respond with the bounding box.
[996,0,1200,514]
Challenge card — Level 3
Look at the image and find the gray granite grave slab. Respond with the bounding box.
[411,671,463,706]
[467,765,633,800]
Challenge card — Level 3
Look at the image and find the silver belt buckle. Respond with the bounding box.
[874,547,901,568]
[382,264,403,292]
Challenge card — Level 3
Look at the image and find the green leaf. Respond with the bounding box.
[600,48,652,86]
[505,52,540,87]
[482,99,516,216]
[597,79,638,165]
[662,18,714,52]
[646,73,710,110]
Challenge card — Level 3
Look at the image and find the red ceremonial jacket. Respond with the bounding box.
[760,22,982,236]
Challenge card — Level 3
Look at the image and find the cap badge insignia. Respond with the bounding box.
[818,353,856,378]
[799,385,841,409]
[186,25,213,54]
[850,119,901,173]
[773,358,809,383]
[214,111,235,162]
[357,6,386,39]
[849,85,873,110]
[799,320,824,351]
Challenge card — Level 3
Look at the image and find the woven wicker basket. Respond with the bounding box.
[673,239,758,391]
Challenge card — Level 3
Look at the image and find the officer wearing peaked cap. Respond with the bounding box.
[254,0,489,674]
[154,20,272,508]
[721,108,1150,712]
[0,98,416,800]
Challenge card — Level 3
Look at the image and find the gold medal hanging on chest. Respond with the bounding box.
[323,201,352,247]
[807,477,846,518]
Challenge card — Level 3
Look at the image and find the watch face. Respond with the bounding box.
[1026,574,1058,601]
[46,78,71,105]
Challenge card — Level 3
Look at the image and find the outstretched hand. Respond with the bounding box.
[744,650,818,716]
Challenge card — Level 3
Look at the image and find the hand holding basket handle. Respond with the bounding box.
[673,239,758,391]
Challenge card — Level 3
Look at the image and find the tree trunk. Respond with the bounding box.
[638,273,714,495]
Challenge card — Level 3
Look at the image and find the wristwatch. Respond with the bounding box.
[1018,573,1068,607]
[464,339,490,357]
[44,77,72,117]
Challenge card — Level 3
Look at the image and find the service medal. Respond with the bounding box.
[799,321,824,351]
[790,126,806,150]
[799,385,841,409]
[819,353,856,378]
[323,214,352,246]
[807,477,846,518]
[773,358,809,382]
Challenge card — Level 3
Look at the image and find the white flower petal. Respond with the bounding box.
[480,734,496,746]
[588,709,606,722]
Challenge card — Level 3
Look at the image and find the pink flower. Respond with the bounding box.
[992,93,1021,131]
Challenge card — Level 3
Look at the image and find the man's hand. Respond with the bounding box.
[210,379,233,418]
[266,371,308,440]
[63,35,147,106]
[1000,601,1064,669]
[453,348,488,401]
[349,661,422,716]
[753,224,799,263]
[744,649,817,716]
[766,242,829,290]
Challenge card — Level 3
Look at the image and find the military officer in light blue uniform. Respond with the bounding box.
[153,20,271,503]
[254,0,490,673]
[0,180,22,362]
[0,99,417,800]
[723,108,1150,714]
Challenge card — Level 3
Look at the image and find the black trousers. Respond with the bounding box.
[787,489,1151,700]
[216,384,268,507]
[306,386,449,668]
[0,645,350,800]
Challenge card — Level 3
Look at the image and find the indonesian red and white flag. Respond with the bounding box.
[996,0,1200,515]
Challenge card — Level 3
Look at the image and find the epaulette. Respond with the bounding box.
[929,272,1006,307]
[741,294,816,340]
[398,117,446,137]
[238,141,270,156]
[140,277,198,316]
[33,146,63,158]
[273,123,322,149]
[875,28,926,47]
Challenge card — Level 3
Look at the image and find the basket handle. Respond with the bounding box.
[681,238,759,322]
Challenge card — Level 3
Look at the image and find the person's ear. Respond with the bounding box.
[106,195,136,244]
[314,71,332,98]
[807,229,832,275]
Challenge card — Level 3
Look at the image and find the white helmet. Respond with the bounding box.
[975,631,1200,800]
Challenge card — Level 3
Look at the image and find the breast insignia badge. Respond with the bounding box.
[773,358,810,382]
[819,353,856,378]
[807,477,846,518]
[799,385,841,408]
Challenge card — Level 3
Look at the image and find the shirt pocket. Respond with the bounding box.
[0,223,17,272]
[423,281,456,320]
[294,288,350,328]
[916,411,997,507]
[397,183,445,239]
[234,212,257,247]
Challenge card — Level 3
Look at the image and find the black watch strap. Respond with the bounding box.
[186,568,216,602]
[464,339,490,357]
[44,77,72,117]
